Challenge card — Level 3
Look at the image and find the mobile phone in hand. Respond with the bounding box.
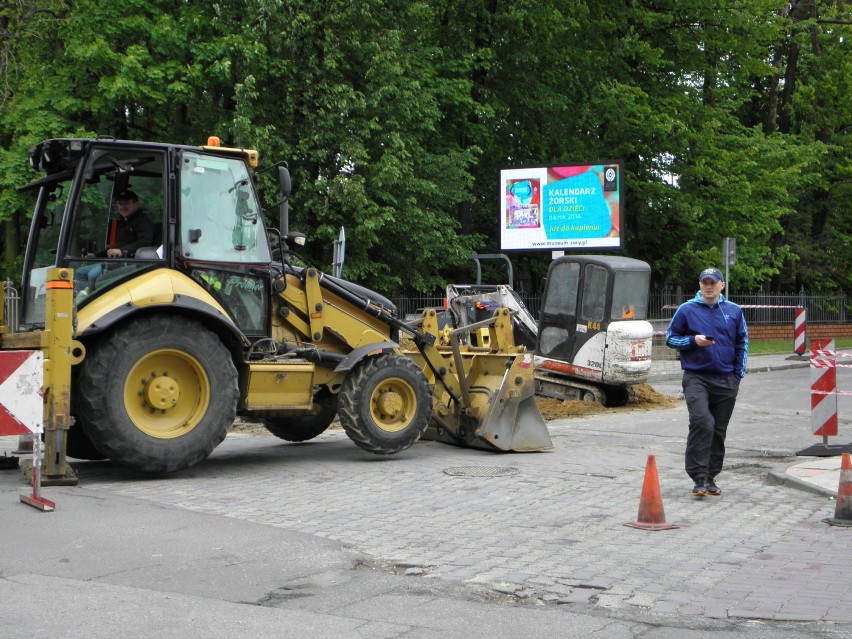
[705,335,715,341]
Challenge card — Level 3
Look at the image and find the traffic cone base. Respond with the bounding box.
[13,433,34,455]
[822,518,852,527]
[624,455,679,531]
[823,453,852,527]
[625,521,679,531]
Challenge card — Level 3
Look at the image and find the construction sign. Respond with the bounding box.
[0,350,44,436]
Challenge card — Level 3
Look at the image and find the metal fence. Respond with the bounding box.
[3,280,19,333]
[3,279,845,332]
[392,288,852,326]
[648,287,850,325]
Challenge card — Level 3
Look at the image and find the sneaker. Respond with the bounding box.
[706,478,721,496]
[692,480,709,497]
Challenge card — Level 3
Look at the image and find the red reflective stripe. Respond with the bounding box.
[45,281,73,289]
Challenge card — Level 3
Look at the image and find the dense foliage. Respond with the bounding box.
[1,0,849,296]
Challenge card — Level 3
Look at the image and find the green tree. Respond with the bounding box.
[1,0,849,298]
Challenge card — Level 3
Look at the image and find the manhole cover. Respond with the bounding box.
[443,466,519,477]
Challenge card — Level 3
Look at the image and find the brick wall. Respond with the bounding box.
[749,324,852,341]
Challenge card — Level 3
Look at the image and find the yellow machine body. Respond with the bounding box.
[10,137,550,477]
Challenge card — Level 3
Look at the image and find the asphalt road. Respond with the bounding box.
[2,363,852,638]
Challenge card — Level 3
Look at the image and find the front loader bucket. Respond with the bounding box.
[422,352,553,452]
[407,306,552,452]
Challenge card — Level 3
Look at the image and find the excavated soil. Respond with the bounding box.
[535,383,680,420]
[228,384,679,436]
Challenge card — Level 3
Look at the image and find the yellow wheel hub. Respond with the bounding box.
[144,375,179,409]
[124,349,210,439]
[370,377,416,433]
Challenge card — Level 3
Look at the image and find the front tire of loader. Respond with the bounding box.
[259,389,338,442]
[76,316,239,473]
[337,353,432,455]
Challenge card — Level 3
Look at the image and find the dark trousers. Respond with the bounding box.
[682,371,740,481]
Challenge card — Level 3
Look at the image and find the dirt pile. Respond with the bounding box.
[535,383,680,421]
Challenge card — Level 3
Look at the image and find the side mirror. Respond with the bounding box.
[278,166,291,198]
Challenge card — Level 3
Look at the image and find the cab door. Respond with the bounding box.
[177,150,273,339]
[573,263,610,362]
[536,258,611,375]
[536,259,581,362]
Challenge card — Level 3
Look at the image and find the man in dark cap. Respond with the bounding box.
[665,268,749,497]
[76,190,155,294]
[107,190,154,257]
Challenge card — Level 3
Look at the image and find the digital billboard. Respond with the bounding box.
[500,162,623,251]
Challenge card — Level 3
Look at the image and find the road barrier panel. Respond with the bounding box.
[794,307,807,355]
[797,338,852,458]
[0,349,53,510]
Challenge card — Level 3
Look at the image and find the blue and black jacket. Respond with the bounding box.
[666,292,749,381]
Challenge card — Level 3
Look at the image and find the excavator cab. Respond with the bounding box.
[535,255,653,404]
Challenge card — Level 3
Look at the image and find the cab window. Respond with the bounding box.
[542,261,580,315]
[611,271,649,320]
[179,152,270,263]
[65,149,165,299]
[580,265,607,322]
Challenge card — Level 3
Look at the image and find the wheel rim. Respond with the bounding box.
[370,376,417,433]
[124,348,210,438]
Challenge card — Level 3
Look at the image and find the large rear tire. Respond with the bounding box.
[337,353,431,455]
[259,389,338,442]
[76,316,239,473]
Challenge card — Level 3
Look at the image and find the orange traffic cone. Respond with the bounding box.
[823,453,852,527]
[624,455,679,531]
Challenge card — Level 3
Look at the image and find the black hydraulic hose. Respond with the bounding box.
[248,338,347,365]
[314,271,426,343]
[285,346,346,364]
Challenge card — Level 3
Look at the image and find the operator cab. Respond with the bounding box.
[20,138,274,338]
[537,255,651,367]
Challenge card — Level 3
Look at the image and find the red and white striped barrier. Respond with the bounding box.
[0,350,44,436]
[794,307,807,355]
[810,338,838,437]
[0,350,53,511]
[738,305,807,356]
[798,338,852,457]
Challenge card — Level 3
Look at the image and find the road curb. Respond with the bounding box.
[766,471,836,498]
[748,362,810,374]
[649,359,810,384]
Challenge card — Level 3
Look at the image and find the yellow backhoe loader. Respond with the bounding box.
[6,136,550,481]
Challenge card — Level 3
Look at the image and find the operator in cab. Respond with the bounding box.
[76,190,155,294]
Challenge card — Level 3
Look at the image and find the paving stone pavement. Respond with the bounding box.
[39,409,851,626]
[3,359,851,634]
